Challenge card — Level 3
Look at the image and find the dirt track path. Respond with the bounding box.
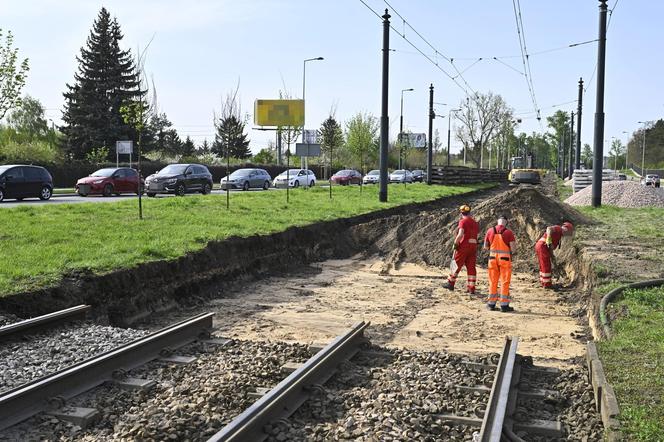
[202,255,585,368]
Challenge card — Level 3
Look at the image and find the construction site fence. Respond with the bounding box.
[630,164,664,178]
[430,166,508,185]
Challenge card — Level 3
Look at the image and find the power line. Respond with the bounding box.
[512,0,542,128]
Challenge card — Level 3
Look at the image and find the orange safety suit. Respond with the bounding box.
[486,227,513,307]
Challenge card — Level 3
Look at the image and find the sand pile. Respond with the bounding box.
[565,180,664,208]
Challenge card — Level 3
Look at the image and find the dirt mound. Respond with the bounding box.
[368,186,591,273]
[565,180,664,208]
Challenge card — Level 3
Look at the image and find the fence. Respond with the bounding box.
[630,164,664,178]
[430,165,508,185]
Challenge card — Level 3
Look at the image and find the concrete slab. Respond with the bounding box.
[49,407,100,428]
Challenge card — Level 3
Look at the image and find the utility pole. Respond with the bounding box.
[379,9,390,203]
[427,84,434,184]
[592,0,608,207]
[576,78,583,170]
[569,111,575,177]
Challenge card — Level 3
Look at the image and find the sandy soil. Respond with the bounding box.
[203,255,586,368]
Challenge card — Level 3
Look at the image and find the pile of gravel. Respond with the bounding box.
[565,180,664,207]
[0,323,149,392]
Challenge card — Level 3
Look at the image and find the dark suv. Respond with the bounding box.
[145,164,213,197]
[0,165,53,202]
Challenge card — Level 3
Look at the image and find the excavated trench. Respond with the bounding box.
[0,183,599,355]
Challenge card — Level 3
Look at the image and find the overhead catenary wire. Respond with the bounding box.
[512,0,543,129]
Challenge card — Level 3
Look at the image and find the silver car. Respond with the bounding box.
[389,169,413,183]
[220,168,272,191]
[363,169,380,184]
[273,169,316,188]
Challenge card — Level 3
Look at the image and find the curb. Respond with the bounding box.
[586,342,622,441]
[599,279,664,339]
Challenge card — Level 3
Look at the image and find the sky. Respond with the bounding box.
[2,0,663,155]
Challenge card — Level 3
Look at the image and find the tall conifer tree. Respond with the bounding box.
[61,8,140,159]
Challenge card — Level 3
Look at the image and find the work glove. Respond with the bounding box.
[453,242,459,250]
[545,236,552,250]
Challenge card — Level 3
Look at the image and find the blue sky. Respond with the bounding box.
[2,0,662,154]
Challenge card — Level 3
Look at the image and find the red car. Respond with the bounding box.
[76,167,142,196]
[330,169,362,185]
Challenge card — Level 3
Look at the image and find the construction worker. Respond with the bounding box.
[483,215,517,312]
[535,221,575,288]
[444,204,479,294]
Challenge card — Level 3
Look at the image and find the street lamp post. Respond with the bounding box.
[399,88,414,169]
[447,108,461,166]
[622,130,629,170]
[302,57,324,170]
[637,121,647,178]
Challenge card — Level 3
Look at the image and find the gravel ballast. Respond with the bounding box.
[566,180,664,207]
[0,323,149,393]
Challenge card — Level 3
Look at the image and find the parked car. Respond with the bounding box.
[618,173,627,181]
[411,169,425,182]
[0,165,53,202]
[273,169,316,188]
[642,174,661,188]
[389,169,413,183]
[145,164,213,197]
[363,169,380,184]
[220,168,272,191]
[331,169,362,186]
[76,167,142,196]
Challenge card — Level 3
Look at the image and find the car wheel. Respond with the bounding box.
[310,180,315,188]
[39,186,52,201]
[293,180,300,188]
[102,184,113,197]
[78,191,88,197]
[0,188,4,202]
[147,192,156,198]
[175,183,186,196]
[243,181,250,191]
[263,180,270,190]
[201,183,212,194]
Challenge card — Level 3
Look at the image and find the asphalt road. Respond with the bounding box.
[0,188,287,208]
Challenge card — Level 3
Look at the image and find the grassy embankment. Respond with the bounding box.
[0,183,492,296]
[577,205,664,441]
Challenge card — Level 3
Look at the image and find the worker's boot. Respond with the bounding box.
[500,305,515,313]
[443,282,455,291]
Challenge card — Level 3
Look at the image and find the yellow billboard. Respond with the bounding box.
[254,99,304,127]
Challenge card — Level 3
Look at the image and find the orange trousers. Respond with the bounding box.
[487,257,512,306]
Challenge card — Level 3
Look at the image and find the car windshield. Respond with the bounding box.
[392,170,405,175]
[158,165,188,175]
[278,169,301,177]
[230,169,252,178]
[368,170,379,175]
[334,170,352,176]
[91,168,116,177]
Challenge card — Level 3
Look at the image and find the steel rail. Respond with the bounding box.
[0,312,213,431]
[0,305,91,342]
[208,321,370,442]
[479,336,519,442]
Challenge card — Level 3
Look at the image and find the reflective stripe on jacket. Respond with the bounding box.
[489,227,511,261]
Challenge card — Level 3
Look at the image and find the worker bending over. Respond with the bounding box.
[535,221,574,288]
[483,215,516,312]
[445,204,479,294]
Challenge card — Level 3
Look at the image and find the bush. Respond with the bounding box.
[0,140,62,164]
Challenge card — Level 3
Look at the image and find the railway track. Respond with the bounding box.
[0,305,91,342]
[0,312,213,431]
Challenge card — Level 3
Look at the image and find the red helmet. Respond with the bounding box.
[562,221,574,233]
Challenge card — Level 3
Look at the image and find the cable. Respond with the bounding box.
[584,0,619,93]
[512,0,542,129]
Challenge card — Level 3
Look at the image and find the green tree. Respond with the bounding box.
[581,143,593,168]
[319,115,344,178]
[252,148,275,164]
[180,136,196,159]
[62,8,141,159]
[6,95,48,139]
[546,110,576,172]
[345,112,379,173]
[627,120,664,170]
[213,86,251,159]
[0,29,29,120]
[198,139,211,155]
[609,139,626,170]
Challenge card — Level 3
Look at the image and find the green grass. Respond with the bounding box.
[577,206,664,241]
[597,286,664,441]
[556,177,573,201]
[0,183,491,296]
[53,188,75,194]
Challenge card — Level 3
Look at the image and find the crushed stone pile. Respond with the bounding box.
[565,180,664,208]
[365,187,591,272]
